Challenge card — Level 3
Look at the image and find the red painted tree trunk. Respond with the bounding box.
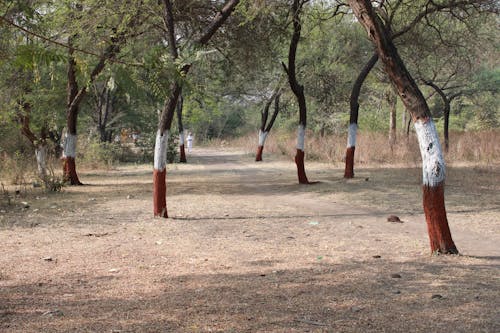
[295,149,309,184]
[344,146,355,178]
[255,145,264,162]
[423,183,457,254]
[153,169,167,218]
[63,156,82,185]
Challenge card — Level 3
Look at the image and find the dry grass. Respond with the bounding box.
[230,129,500,168]
[0,148,498,332]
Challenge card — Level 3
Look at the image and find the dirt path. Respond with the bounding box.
[1,148,499,332]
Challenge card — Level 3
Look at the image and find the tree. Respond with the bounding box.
[343,0,497,176]
[344,52,378,178]
[61,3,144,185]
[153,0,240,217]
[255,86,281,162]
[402,8,499,151]
[347,0,458,254]
[0,1,67,186]
[282,0,312,184]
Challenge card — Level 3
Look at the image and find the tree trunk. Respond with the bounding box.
[255,130,268,162]
[348,0,458,254]
[283,0,310,184]
[295,125,309,184]
[153,130,169,217]
[16,100,51,186]
[256,89,280,162]
[176,95,187,163]
[35,143,48,182]
[388,87,397,148]
[344,52,378,178]
[344,123,357,178]
[416,120,457,253]
[62,132,82,185]
[179,131,187,163]
[63,48,83,185]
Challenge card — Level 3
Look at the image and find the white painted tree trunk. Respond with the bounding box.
[35,145,48,180]
[179,130,185,146]
[154,130,169,171]
[258,130,269,147]
[62,133,77,158]
[296,124,305,151]
[347,123,357,148]
[414,119,445,187]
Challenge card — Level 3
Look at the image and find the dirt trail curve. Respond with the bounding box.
[0,147,499,332]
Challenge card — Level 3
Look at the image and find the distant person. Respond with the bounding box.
[187,132,193,153]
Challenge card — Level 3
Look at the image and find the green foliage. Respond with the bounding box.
[13,45,66,69]
[167,131,178,164]
[0,0,499,168]
[41,169,65,192]
[79,138,123,168]
[474,67,500,94]
[358,106,390,133]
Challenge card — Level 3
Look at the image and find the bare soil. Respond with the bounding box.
[1,147,499,332]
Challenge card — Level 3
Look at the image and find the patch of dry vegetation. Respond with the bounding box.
[231,129,500,167]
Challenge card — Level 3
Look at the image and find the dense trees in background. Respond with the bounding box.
[0,1,498,250]
[2,1,496,152]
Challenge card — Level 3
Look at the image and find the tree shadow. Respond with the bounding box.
[1,257,498,332]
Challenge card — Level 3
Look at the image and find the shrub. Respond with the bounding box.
[78,138,122,169]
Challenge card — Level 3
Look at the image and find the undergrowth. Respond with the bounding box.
[230,129,500,166]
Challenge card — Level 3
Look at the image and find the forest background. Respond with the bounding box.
[0,0,498,185]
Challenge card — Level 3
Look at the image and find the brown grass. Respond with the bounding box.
[0,148,498,332]
[230,129,500,167]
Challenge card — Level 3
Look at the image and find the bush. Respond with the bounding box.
[167,131,178,163]
[79,138,122,169]
[0,150,36,185]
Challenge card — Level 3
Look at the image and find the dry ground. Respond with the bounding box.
[0,147,499,332]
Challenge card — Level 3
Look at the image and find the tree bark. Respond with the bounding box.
[348,0,458,254]
[295,124,309,184]
[255,130,268,162]
[63,45,83,185]
[344,52,378,178]
[255,143,265,162]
